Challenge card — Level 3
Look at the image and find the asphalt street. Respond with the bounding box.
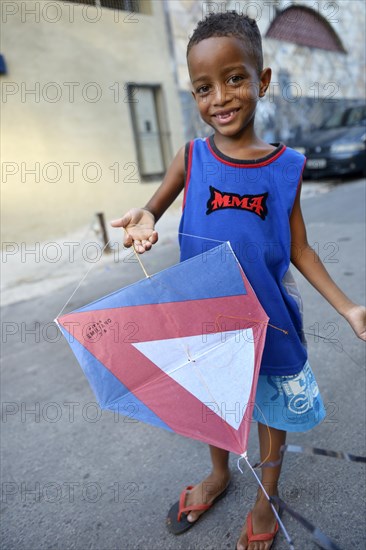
[1,178,365,550]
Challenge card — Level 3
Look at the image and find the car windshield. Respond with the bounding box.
[321,106,366,129]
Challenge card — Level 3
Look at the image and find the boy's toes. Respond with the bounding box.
[236,534,248,550]
[187,510,201,522]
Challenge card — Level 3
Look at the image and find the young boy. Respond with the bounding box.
[111,12,365,550]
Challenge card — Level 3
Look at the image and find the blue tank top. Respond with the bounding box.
[178,135,307,376]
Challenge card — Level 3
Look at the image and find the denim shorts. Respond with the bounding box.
[253,360,326,432]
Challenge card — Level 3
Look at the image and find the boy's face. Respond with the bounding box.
[187,36,270,138]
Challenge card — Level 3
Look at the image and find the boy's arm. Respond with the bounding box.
[289,183,366,341]
[111,145,185,253]
[143,145,186,222]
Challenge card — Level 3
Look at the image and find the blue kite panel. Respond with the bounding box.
[59,324,173,431]
[73,242,246,313]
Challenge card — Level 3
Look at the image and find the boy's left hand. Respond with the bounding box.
[344,305,366,341]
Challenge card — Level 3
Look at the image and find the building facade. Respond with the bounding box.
[1,0,185,244]
[1,0,365,245]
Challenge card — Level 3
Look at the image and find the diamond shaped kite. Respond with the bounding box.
[56,242,269,455]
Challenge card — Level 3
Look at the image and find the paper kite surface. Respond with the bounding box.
[57,242,269,455]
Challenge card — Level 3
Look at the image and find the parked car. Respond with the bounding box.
[289,105,366,179]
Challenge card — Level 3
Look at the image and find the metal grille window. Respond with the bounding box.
[127,84,171,180]
[64,0,140,11]
[266,6,346,53]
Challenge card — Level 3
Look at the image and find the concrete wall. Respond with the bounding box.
[1,0,185,245]
[166,0,366,140]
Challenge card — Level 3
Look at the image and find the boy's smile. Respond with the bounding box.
[213,107,240,125]
[187,36,271,142]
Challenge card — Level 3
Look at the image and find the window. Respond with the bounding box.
[63,0,140,12]
[127,85,171,180]
[100,0,139,10]
[322,106,366,129]
[266,6,346,53]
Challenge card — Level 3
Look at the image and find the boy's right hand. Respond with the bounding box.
[110,208,158,254]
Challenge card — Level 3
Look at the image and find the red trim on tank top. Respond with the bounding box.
[182,141,194,211]
[289,156,307,217]
[206,138,286,168]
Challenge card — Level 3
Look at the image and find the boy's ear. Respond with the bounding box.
[259,67,272,98]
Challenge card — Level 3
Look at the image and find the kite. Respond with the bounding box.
[55,242,269,455]
[55,239,364,549]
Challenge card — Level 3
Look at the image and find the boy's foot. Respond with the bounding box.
[235,496,279,550]
[166,470,231,534]
[183,471,231,523]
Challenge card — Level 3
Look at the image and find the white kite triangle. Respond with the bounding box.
[132,329,255,430]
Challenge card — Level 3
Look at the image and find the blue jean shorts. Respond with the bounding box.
[253,360,326,432]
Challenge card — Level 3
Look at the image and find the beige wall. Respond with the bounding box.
[1,0,185,245]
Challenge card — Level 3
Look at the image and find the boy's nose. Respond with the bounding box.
[212,83,230,106]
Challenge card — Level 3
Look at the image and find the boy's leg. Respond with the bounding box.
[236,423,286,550]
[184,445,231,523]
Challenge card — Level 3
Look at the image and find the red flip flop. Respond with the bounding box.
[235,510,279,549]
[166,483,230,535]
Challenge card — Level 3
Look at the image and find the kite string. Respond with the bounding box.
[237,453,295,549]
[215,314,288,336]
[55,238,113,319]
[178,232,225,243]
[131,245,150,278]
[55,229,150,321]
[123,228,223,278]
[302,331,364,369]
[250,402,274,469]
[123,228,151,279]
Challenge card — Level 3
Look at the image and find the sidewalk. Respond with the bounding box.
[0,205,183,308]
[1,179,365,550]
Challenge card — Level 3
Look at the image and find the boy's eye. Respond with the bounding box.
[227,75,244,85]
[196,85,210,94]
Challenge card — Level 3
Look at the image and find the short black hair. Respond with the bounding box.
[186,11,263,75]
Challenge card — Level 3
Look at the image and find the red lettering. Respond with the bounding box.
[211,190,231,210]
[240,197,250,209]
[207,186,268,219]
[229,196,246,208]
[249,196,264,216]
